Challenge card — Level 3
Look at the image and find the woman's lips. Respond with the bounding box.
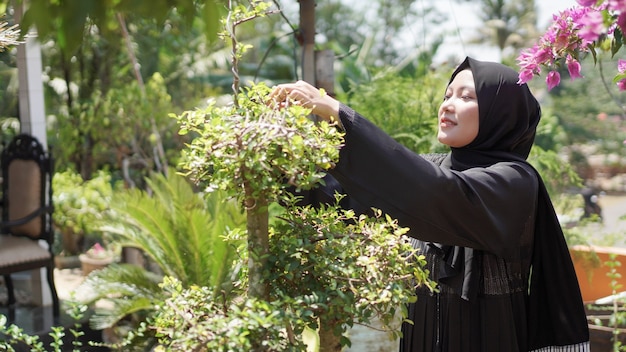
[440,117,457,128]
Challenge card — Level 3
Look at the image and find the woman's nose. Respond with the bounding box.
[441,99,454,112]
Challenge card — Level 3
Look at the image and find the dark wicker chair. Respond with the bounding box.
[0,134,58,317]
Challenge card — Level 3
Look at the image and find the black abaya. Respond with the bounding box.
[328,107,536,351]
[315,57,589,351]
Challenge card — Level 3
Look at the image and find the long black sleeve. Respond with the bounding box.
[329,104,538,259]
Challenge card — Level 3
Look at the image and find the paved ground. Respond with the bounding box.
[55,267,84,301]
[588,194,626,247]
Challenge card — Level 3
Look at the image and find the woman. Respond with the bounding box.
[271,57,590,351]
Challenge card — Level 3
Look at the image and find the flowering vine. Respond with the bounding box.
[517,0,626,90]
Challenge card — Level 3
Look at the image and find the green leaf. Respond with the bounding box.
[203,0,224,44]
[613,72,626,84]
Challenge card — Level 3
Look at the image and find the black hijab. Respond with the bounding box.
[441,57,589,350]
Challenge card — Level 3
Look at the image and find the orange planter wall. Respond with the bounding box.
[570,245,626,302]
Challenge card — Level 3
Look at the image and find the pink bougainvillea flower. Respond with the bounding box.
[618,59,626,72]
[534,46,554,64]
[516,47,544,84]
[541,7,595,56]
[607,0,626,12]
[577,0,599,6]
[577,10,605,42]
[517,45,551,70]
[618,12,626,38]
[566,55,583,79]
[518,69,535,85]
[517,2,623,89]
[546,71,561,90]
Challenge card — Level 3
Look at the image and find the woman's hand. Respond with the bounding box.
[269,80,340,123]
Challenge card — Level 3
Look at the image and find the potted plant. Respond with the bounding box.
[579,251,626,350]
[79,242,116,276]
[52,169,114,266]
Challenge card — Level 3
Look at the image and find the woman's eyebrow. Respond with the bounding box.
[449,84,476,92]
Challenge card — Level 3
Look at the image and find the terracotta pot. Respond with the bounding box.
[570,245,626,302]
[79,254,114,276]
[54,254,81,269]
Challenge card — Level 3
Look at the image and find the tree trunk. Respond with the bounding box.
[246,195,269,301]
[61,228,83,255]
[318,319,342,352]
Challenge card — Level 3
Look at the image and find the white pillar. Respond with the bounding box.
[13,2,51,308]
[14,4,47,149]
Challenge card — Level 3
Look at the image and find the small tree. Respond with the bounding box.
[176,0,343,302]
[174,1,434,350]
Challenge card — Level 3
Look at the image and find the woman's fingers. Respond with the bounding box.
[268,81,339,123]
[268,84,295,107]
[270,81,317,104]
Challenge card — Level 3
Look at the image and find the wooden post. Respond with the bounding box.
[299,0,316,84]
[299,0,335,124]
[315,49,335,96]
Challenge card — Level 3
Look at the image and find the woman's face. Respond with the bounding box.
[437,69,479,148]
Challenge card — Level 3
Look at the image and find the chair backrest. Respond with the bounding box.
[1,134,53,242]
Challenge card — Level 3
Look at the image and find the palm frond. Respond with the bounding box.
[71,264,164,329]
[73,264,163,306]
[114,191,188,280]
[100,168,245,290]
[82,169,246,331]
[90,296,155,330]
